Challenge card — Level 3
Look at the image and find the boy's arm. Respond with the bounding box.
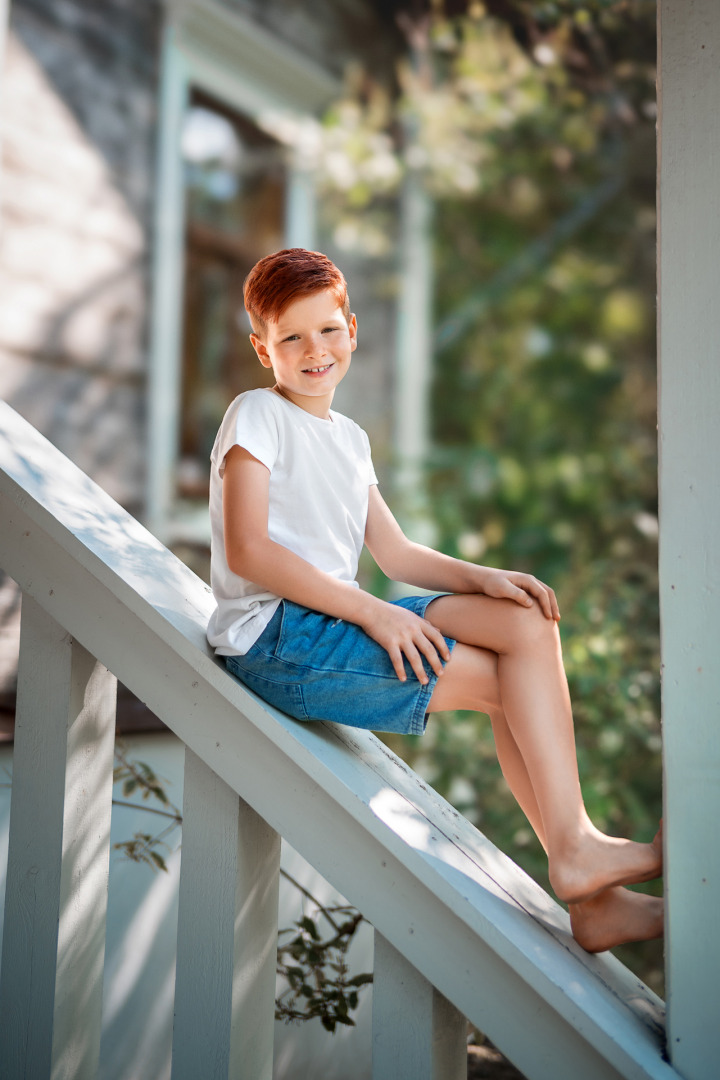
[222,445,451,683]
[364,486,560,620]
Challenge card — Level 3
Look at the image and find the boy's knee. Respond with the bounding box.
[510,601,558,648]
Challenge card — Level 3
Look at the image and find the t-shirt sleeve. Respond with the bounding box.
[213,392,280,478]
[364,429,379,486]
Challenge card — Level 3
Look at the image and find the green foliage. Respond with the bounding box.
[317,0,662,989]
[275,905,372,1031]
[422,0,662,878]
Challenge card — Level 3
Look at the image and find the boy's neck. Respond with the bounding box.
[272,384,335,420]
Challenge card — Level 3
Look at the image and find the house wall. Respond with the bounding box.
[220,0,398,81]
[0,0,162,698]
[0,0,159,511]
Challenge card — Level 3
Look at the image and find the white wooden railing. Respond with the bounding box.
[0,401,679,1080]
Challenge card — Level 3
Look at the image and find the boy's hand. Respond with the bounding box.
[475,567,560,621]
[361,600,451,685]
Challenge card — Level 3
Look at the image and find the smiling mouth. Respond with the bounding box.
[303,364,333,374]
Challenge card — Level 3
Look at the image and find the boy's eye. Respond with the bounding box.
[280,326,338,342]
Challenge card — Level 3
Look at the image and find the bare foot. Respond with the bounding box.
[569,887,664,953]
[549,822,663,904]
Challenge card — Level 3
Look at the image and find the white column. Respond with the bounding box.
[0,595,116,1080]
[172,750,281,1080]
[657,3,720,1077]
[394,169,435,542]
[285,153,317,249]
[0,0,11,226]
[0,0,10,96]
[146,27,189,538]
[372,931,467,1080]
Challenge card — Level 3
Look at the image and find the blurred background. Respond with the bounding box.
[0,0,662,1061]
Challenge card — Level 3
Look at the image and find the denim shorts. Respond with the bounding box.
[224,595,455,736]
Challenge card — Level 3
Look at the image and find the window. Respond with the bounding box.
[176,92,284,506]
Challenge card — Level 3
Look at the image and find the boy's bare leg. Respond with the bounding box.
[428,653,663,951]
[422,641,549,844]
[470,691,663,951]
[425,594,662,903]
[489,707,548,849]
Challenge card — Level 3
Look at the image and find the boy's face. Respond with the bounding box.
[250,289,357,418]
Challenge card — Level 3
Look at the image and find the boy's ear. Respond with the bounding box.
[250,333,273,369]
[349,313,358,352]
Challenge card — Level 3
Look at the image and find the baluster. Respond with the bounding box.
[0,595,116,1080]
[372,931,467,1080]
[172,749,280,1080]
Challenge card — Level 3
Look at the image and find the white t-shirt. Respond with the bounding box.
[207,387,378,655]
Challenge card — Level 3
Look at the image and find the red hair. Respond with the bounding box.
[243,248,350,338]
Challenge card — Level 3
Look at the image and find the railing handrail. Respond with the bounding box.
[0,401,675,1080]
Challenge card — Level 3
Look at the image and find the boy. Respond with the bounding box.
[207,248,662,952]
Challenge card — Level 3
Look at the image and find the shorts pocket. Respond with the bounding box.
[272,600,330,667]
[226,656,309,721]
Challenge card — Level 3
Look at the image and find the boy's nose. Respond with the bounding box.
[305,334,327,357]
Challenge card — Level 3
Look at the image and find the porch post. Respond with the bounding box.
[0,595,116,1079]
[0,0,11,206]
[372,931,467,1080]
[657,2,720,1077]
[146,24,189,539]
[0,1,9,90]
[172,749,281,1080]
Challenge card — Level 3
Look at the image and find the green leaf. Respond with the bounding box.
[150,851,168,872]
[299,916,320,940]
[347,973,374,987]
